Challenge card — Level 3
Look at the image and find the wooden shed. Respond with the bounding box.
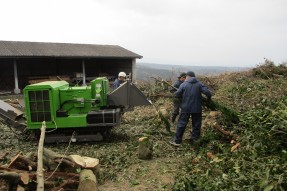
[0,40,142,94]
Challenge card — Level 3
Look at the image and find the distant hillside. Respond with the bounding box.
[135,62,250,81]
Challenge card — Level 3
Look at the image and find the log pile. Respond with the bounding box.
[0,122,100,191]
[0,149,100,191]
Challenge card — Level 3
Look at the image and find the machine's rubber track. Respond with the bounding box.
[33,126,112,143]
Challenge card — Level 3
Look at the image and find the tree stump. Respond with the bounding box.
[77,169,98,191]
[138,137,153,160]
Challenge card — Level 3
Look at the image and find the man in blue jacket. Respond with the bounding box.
[112,72,126,89]
[169,71,212,147]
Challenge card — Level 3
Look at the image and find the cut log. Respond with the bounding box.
[69,155,100,177]
[0,171,29,190]
[8,154,37,171]
[42,155,57,171]
[69,155,99,169]
[0,166,80,179]
[43,148,75,171]
[24,148,98,173]
[54,158,75,167]
[138,136,153,160]
[43,148,63,159]
[0,171,20,189]
[78,169,98,191]
[0,166,30,173]
[19,172,30,185]
[37,121,46,191]
[0,167,80,190]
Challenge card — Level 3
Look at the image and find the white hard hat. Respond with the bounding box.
[118,72,126,77]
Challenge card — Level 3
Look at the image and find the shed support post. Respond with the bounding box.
[82,60,86,86]
[13,59,21,94]
[132,58,136,82]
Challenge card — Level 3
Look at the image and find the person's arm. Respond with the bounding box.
[112,79,120,89]
[201,84,212,99]
[175,83,184,98]
[169,80,178,93]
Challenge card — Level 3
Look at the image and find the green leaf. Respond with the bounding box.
[75,168,81,173]
[233,166,240,174]
[263,184,274,191]
[260,179,268,188]
[222,173,228,180]
[212,157,223,163]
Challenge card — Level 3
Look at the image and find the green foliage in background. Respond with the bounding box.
[252,59,287,79]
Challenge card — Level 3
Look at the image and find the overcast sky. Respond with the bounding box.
[1,0,286,67]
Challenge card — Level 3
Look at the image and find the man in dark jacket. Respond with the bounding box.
[170,73,186,123]
[169,71,212,147]
[112,72,126,89]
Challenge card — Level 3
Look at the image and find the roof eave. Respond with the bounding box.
[0,55,143,59]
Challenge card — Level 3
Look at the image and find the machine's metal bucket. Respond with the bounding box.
[108,80,151,109]
[0,100,26,130]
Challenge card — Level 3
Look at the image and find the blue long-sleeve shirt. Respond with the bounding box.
[170,79,183,93]
[112,78,122,89]
[175,77,212,113]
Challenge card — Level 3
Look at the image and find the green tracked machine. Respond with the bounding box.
[23,77,151,143]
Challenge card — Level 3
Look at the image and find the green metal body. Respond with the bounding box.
[24,77,110,129]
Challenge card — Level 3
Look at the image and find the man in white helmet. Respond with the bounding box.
[112,72,126,89]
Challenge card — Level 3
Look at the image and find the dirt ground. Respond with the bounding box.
[99,158,176,191]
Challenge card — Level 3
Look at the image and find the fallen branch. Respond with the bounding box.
[0,166,30,173]
[43,148,75,171]
[8,153,37,171]
[37,121,46,191]
[231,143,241,152]
[213,122,239,140]
[0,167,79,180]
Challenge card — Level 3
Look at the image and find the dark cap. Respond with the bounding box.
[178,73,187,78]
[186,71,195,77]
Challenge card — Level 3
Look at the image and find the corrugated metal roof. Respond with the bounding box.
[0,40,142,59]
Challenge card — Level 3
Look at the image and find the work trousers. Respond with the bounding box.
[174,112,202,144]
[171,101,180,122]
